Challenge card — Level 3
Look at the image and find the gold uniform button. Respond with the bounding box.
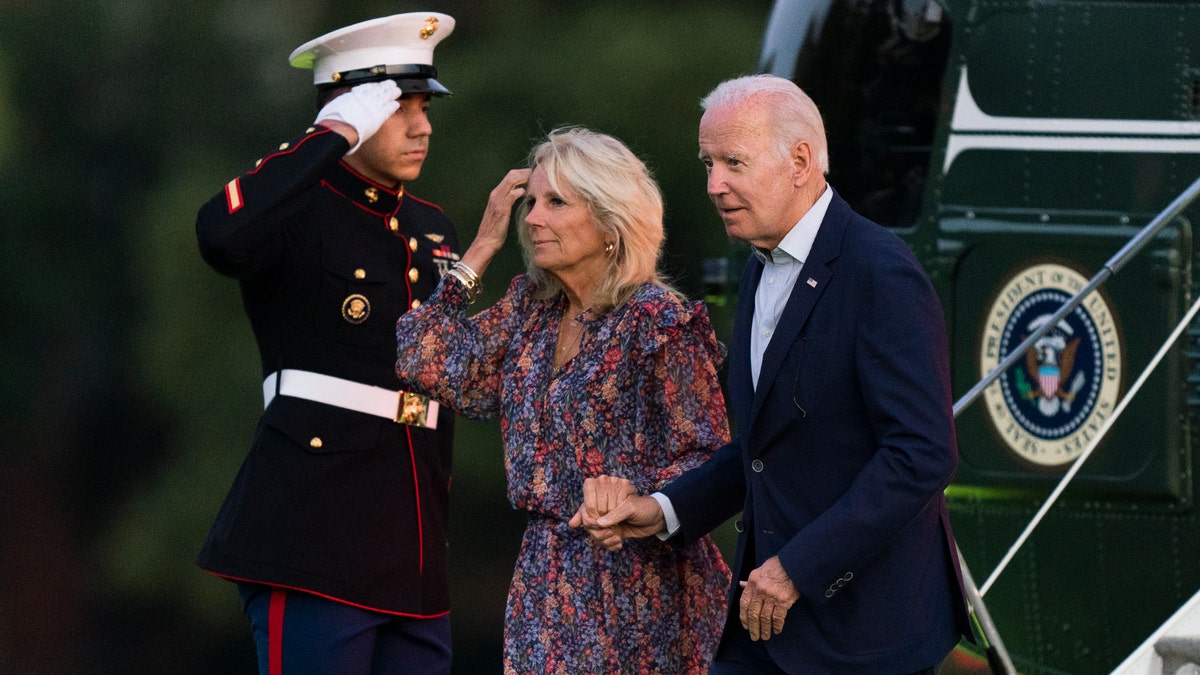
[279,142,289,150]
[389,217,399,232]
[354,268,366,280]
[411,299,421,309]
[310,437,323,449]
[409,237,418,252]
[408,268,419,283]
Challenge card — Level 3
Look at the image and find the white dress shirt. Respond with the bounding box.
[749,185,831,388]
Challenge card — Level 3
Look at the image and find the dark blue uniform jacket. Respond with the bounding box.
[195,125,458,617]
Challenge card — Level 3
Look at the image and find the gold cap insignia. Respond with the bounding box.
[420,16,439,40]
[364,187,379,203]
[424,233,445,244]
[341,294,371,324]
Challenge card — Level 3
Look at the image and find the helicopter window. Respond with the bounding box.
[761,0,952,228]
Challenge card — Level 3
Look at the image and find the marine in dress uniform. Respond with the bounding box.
[194,13,461,675]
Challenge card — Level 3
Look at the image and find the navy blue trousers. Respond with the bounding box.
[709,621,940,675]
[237,582,451,675]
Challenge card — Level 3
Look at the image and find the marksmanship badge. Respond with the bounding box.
[980,263,1122,466]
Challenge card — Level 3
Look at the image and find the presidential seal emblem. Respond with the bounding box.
[341,293,371,324]
[980,263,1122,466]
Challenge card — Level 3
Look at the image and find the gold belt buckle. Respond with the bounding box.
[395,390,433,427]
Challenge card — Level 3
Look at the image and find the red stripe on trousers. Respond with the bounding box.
[269,588,286,675]
[405,425,424,572]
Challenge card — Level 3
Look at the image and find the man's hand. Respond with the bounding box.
[739,556,801,641]
[315,80,401,154]
[568,476,666,550]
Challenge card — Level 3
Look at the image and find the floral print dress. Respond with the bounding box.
[396,274,732,674]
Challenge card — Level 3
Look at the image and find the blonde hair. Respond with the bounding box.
[701,74,829,174]
[517,126,677,312]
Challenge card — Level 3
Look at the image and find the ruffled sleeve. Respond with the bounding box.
[395,274,533,420]
[608,288,731,496]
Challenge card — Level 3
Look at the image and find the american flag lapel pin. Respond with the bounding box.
[807,277,818,288]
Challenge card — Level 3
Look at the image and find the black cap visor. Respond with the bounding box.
[320,63,451,96]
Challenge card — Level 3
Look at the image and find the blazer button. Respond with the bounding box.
[751,459,764,473]
[309,437,323,449]
[734,519,745,533]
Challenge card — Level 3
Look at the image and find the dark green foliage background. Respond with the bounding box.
[0,2,768,671]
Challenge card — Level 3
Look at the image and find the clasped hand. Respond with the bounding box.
[567,475,665,550]
[569,478,800,641]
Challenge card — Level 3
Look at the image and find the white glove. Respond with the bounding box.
[315,80,401,154]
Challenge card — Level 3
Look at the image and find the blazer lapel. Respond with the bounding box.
[728,254,762,424]
[747,193,850,427]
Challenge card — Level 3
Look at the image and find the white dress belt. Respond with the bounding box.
[262,369,439,429]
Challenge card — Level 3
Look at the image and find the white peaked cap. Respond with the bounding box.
[288,12,455,94]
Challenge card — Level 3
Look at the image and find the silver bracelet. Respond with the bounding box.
[448,262,482,303]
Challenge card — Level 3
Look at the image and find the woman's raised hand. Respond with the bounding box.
[458,168,531,277]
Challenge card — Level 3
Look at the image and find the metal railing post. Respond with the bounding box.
[948,174,1200,674]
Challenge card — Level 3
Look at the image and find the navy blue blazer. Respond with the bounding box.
[662,191,971,673]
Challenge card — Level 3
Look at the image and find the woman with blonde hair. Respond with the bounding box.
[396,126,731,673]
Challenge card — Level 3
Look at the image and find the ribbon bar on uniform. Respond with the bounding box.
[263,369,439,429]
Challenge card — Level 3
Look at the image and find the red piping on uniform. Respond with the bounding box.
[405,424,425,573]
[337,160,403,194]
[248,127,336,176]
[391,201,415,307]
[269,588,286,675]
[402,191,445,212]
[351,200,392,218]
[204,572,450,619]
[389,195,421,572]
[320,179,346,199]
[319,177,388,216]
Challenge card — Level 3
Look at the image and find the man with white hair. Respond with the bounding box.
[579,74,973,674]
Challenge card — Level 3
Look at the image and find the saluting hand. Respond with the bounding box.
[739,556,800,641]
[315,80,402,154]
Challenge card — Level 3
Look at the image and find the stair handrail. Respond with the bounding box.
[979,290,1200,596]
[948,173,1200,675]
[952,173,1200,418]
